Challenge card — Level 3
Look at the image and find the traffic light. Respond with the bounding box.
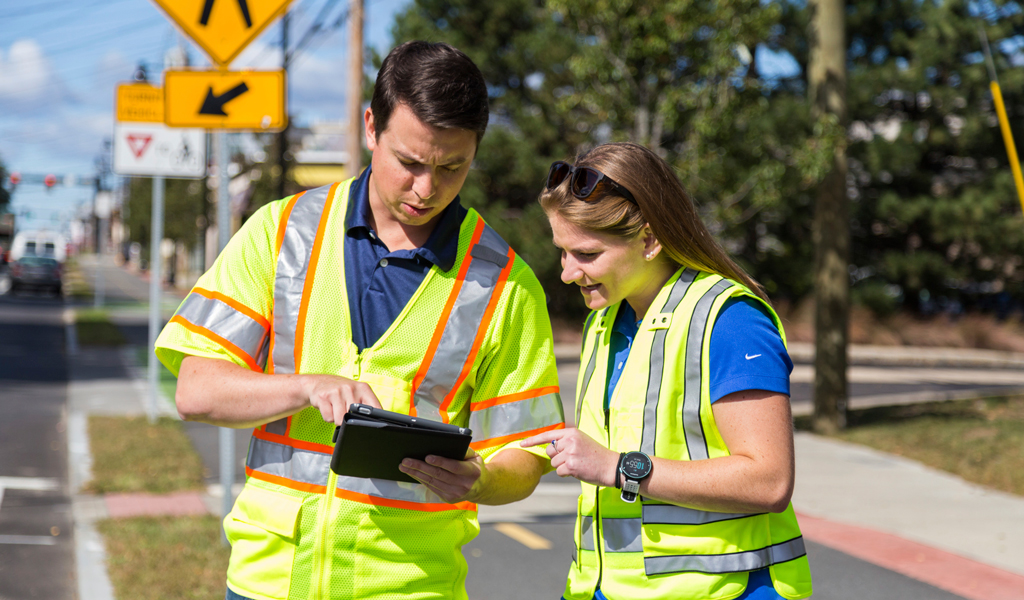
[9,172,20,187]
[44,174,57,189]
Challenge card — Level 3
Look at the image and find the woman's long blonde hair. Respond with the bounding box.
[538,142,768,302]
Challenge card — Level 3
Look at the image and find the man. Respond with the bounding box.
[155,41,564,600]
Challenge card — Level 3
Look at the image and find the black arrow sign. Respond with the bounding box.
[199,82,250,116]
[200,0,253,28]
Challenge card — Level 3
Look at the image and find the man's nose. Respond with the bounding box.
[412,170,436,200]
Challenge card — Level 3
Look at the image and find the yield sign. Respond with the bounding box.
[126,134,153,159]
[150,0,293,66]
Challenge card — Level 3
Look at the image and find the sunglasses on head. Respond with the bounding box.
[545,161,638,205]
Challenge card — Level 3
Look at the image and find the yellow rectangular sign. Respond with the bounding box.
[151,0,293,66]
[164,69,286,130]
[116,83,164,123]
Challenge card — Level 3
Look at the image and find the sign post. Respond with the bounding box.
[149,0,294,538]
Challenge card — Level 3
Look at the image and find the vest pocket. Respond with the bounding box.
[224,484,303,600]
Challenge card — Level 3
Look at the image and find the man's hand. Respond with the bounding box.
[398,448,488,504]
[303,375,382,425]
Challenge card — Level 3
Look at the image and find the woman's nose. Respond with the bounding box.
[560,256,580,284]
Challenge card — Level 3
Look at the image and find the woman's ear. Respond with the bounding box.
[642,226,662,261]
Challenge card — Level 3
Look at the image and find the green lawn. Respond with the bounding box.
[85,416,206,494]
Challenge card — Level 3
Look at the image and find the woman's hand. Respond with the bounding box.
[520,427,620,488]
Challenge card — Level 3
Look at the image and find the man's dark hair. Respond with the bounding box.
[370,41,489,145]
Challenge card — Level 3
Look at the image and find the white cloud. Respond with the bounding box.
[0,39,72,112]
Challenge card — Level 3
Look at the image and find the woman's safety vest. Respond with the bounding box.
[155,179,564,600]
[564,269,813,600]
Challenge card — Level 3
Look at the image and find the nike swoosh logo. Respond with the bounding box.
[745,353,762,360]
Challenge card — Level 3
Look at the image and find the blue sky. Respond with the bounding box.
[0,0,412,232]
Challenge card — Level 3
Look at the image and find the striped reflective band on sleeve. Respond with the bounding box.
[580,515,595,551]
[681,279,736,461]
[644,536,806,576]
[412,221,512,422]
[640,270,697,456]
[575,309,604,427]
[271,184,336,375]
[334,475,476,512]
[170,289,271,372]
[468,388,563,449]
[244,433,331,494]
[642,503,760,526]
[602,517,643,552]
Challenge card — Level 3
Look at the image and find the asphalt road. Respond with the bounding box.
[0,290,75,599]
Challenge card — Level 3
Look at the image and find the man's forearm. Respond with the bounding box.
[176,356,310,428]
[475,448,548,506]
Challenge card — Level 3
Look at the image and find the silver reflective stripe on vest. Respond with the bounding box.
[602,517,643,552]
[576,310,604,427]
[247,435,330,487]
[414,223,510,420]
[175,292,269,366]
[643,503,760,526]
[682,279,736,461]
[640,270,697,456]
[336,475,466,506]
[645,536,806,576]
[264,418,287,436]
[470,392,563,441]
[580,515,595,551]
[272,185,334,375]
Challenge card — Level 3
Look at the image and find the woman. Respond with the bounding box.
[521,143,813,600]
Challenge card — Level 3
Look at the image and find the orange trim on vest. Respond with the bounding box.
[334,487,477,512]
[293,182,339,373]
[275,192,303,256]
[471,385,560,411]
[470,422,565,451]
[169,315,261,372]
[409,218,487,418]
[191,286,271,331]
[251,427,334,454]
[440,247,515,417]
[245,466,327,495]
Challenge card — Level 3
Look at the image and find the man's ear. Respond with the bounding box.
[364,108,378,151]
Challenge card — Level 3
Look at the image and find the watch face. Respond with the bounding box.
[621,452,652,479]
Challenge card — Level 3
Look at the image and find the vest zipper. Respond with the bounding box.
[313,469,338,600]
[595,407,612,592]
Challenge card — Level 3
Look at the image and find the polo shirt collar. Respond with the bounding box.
[345,165,462,272]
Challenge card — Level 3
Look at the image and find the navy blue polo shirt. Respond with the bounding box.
[344,167,466,351]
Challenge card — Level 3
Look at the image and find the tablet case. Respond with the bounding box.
[330,408,473,483]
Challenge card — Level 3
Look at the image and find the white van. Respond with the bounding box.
[10,230,68,263]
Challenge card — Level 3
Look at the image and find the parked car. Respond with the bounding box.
[10,256,62,295]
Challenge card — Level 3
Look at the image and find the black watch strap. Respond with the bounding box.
[614,452,625,489]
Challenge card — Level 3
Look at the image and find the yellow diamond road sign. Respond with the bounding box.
[164,69,287,130]
[116,82,164,123]
[151,0,293,66]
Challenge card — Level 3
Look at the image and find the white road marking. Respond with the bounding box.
[0,477,60,491]
[0,535,57,546]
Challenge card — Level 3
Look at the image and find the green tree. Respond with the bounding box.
[780,0,1024,314]
[125,177,209,265]
[0,156,11,214]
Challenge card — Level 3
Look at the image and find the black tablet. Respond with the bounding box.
[330,404,473,483]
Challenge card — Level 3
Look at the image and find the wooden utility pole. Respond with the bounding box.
[347,0,364,177]
[808,0,849,433]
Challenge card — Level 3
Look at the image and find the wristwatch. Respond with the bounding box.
[618,451,653,503]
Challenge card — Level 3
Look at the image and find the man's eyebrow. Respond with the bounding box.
[394,149,469,167]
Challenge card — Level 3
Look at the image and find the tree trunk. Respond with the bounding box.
[808,0,849,434]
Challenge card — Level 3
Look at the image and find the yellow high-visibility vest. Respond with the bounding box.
[565,269,813,600]
[156,178,564,600]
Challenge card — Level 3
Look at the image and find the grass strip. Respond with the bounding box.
[85,416,205,494]
[98,516,229,600]
[75,309,126,346]
[798,396,1024,496]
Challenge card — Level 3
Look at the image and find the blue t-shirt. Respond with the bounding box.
[603,295,792,600]
[343,167,466,351]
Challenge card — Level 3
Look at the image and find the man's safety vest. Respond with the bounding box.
[155,179,564,600]
[564,269,813,600]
